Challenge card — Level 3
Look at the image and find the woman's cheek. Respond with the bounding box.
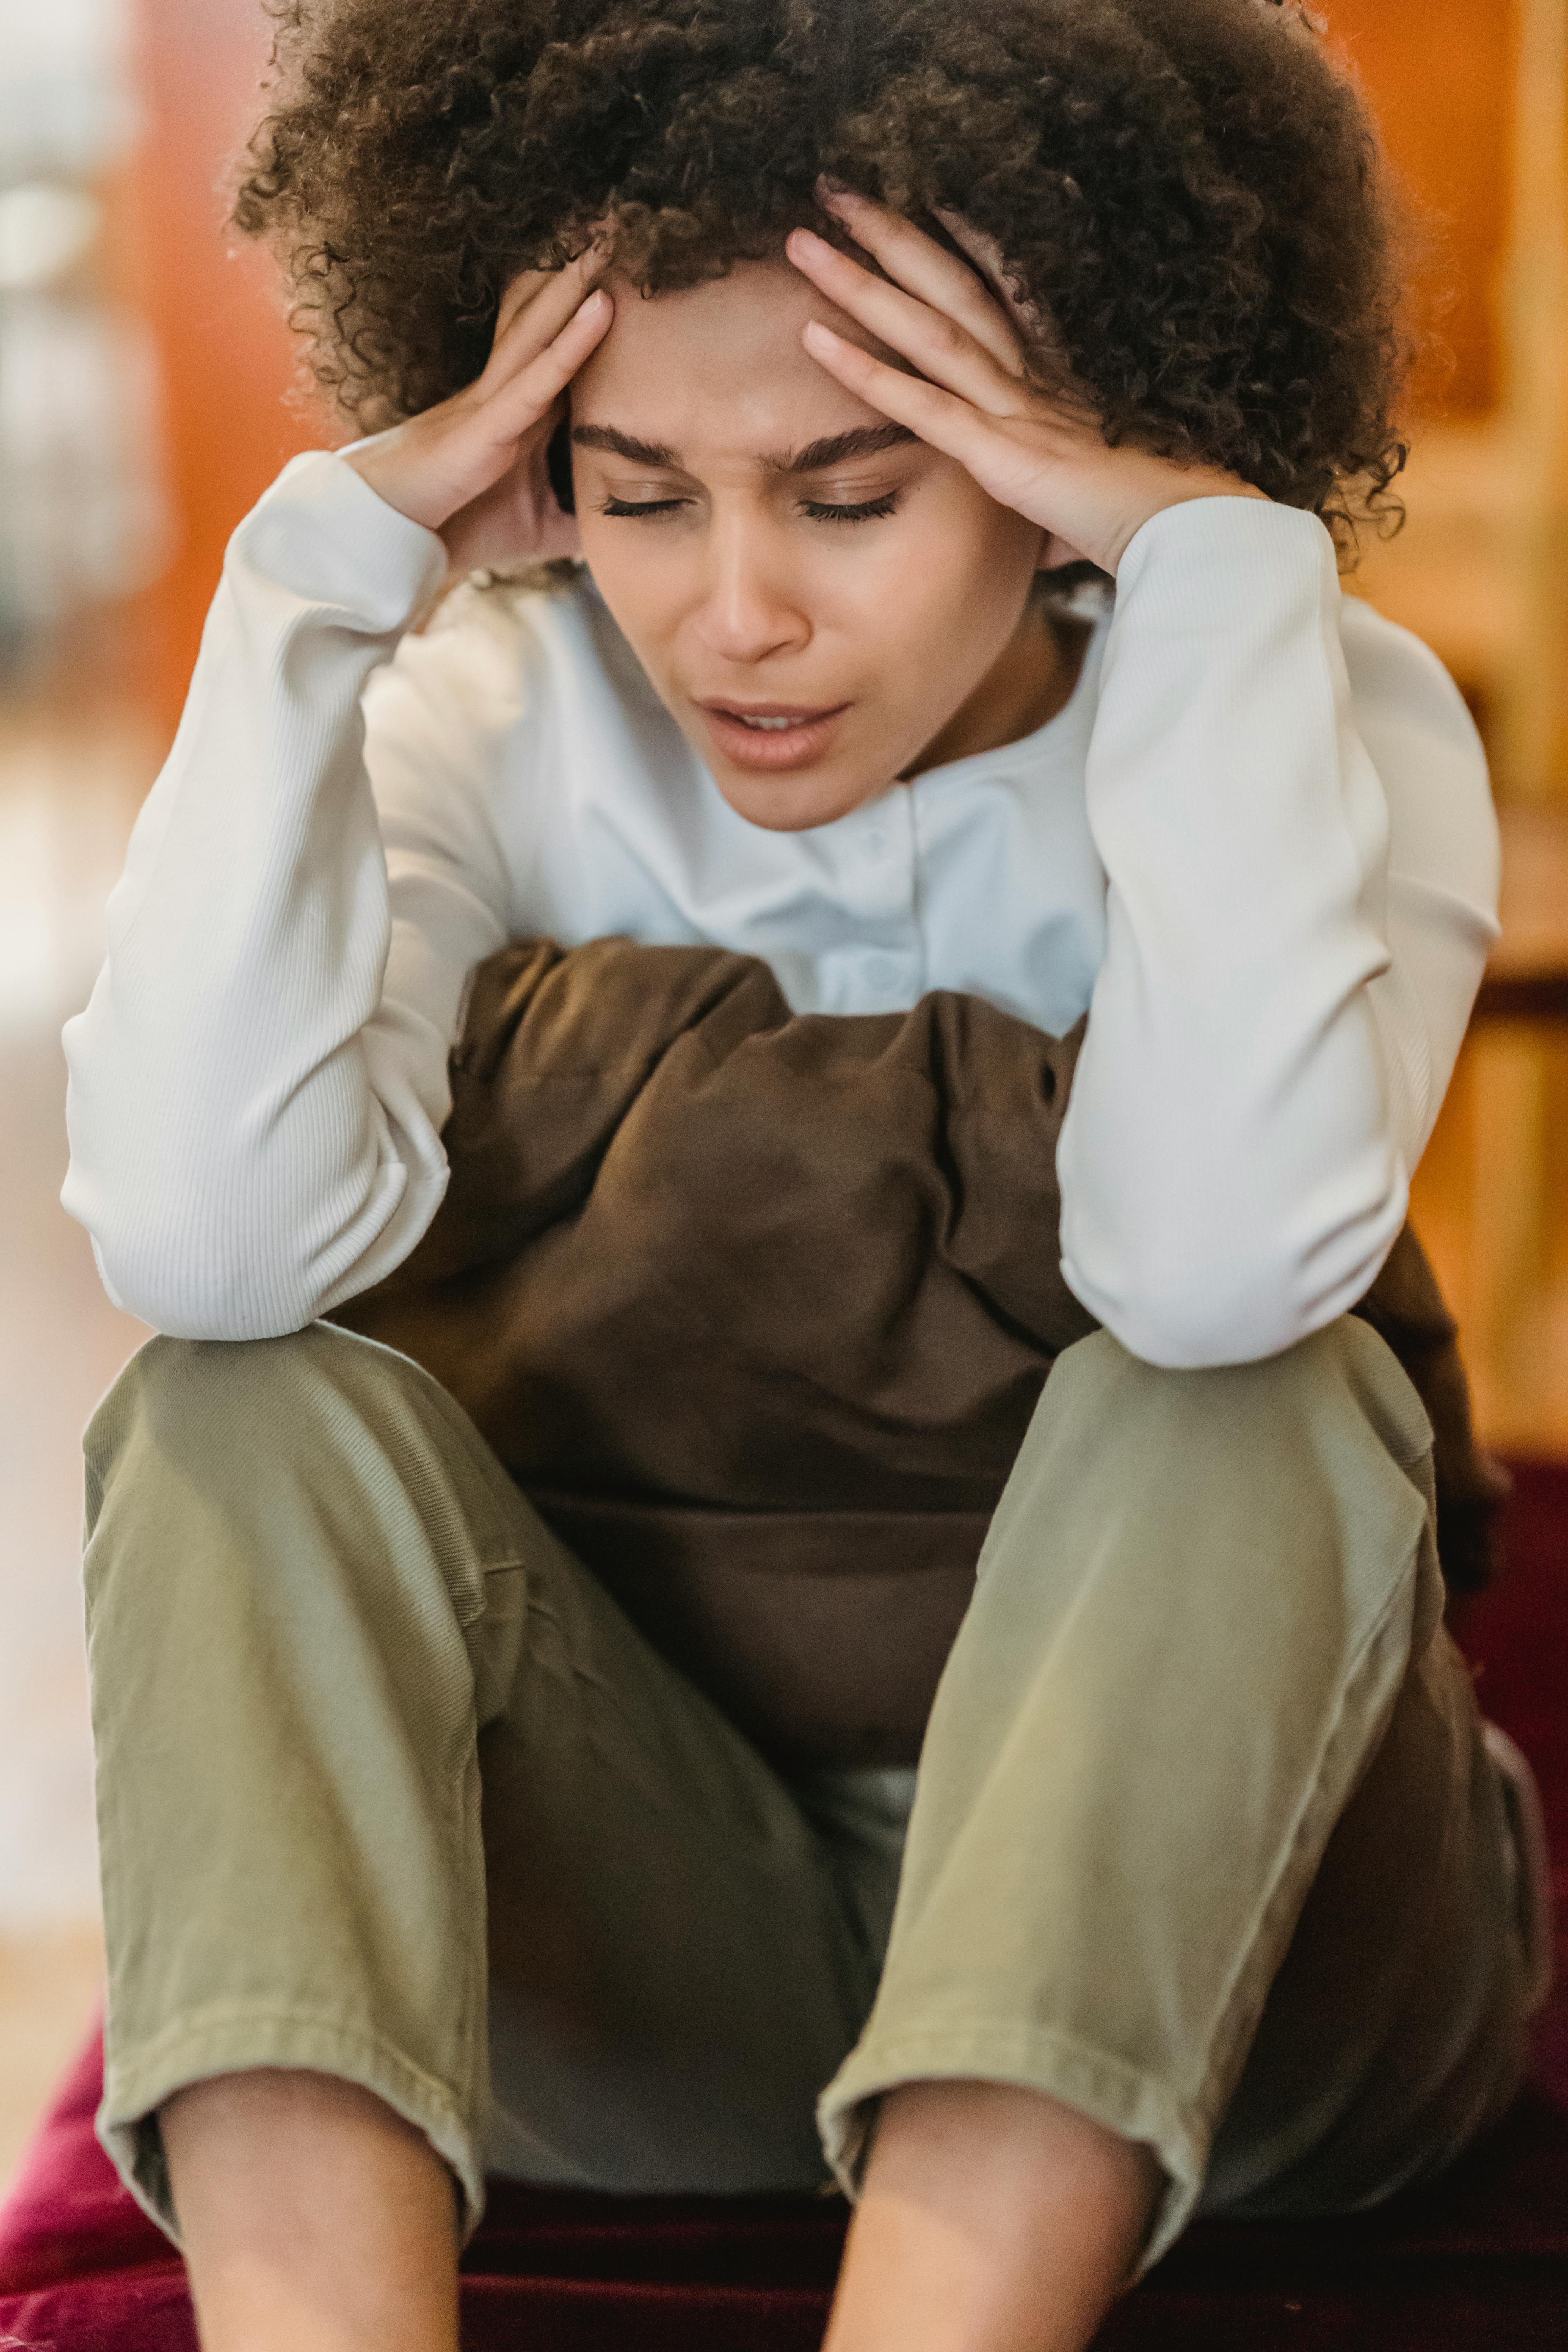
[883,513,998,665]
[832,500,959,632]
[576,528,683,669]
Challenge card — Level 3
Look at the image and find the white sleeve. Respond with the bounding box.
[1057,498,1499,1370]
[60,449,510,1341]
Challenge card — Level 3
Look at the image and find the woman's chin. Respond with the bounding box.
[707,755,890,833]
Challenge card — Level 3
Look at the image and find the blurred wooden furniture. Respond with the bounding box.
[1478,805,1568,1023]
[1413,804,1568,1455]
[1334,0,1568,798]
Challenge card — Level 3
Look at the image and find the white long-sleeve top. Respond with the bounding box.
[62,450,1500,1367]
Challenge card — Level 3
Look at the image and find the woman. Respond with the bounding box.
[62,2,1548,2347]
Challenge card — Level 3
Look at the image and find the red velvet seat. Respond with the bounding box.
[4,1463,1564,2351]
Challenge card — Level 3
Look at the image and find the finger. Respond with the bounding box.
[786,227,1024,419]
[930,207,1094,420]
[800,316,1027,488]
[929,206,1047,347]
[485,240,610,383]
[476,289,613,439]
[815,185,1025,377]
[495,216,615,339]
[493,241,607,362]
[494,267,554,342]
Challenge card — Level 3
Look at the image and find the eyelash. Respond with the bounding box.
[597,492,903,525]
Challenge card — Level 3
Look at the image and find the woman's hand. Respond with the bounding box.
[342,243,613,573]
[788,188,1265,577]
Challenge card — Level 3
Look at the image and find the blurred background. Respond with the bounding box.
[0,0,1565,2188]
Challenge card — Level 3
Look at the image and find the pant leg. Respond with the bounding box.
[82,1322,880,2246]
[818,1316,1534,2272]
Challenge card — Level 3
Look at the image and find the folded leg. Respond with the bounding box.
[820,1317,1537,2268]
[83,1322,880,2241]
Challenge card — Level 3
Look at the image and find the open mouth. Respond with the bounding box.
[698,700,851,771]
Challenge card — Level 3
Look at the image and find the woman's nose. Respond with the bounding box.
[686,517,809,666]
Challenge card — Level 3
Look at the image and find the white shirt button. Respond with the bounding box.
[865,824,889,857]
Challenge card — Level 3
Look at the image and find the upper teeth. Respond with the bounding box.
[736,714,802,730]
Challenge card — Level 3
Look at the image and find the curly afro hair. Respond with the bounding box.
[233,0,1411,548]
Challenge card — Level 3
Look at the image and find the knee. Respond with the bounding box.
[1046,1314,1433,1479]
[1004,1317,1438,1628]
[83,1323,428,1525]
[80,1322,508,1666]
[987,1316,1440,1661]
[91,1322,336,1455]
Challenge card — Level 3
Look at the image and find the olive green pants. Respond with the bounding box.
[82,1317,1541,2272]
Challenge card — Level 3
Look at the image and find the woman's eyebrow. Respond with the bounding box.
[570,422,918,473]
[769,423,919,474]
[571,425,682,468]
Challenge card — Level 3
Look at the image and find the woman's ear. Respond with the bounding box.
[546,417,576,515]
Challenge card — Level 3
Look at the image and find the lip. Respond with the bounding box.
[697,699,851,772]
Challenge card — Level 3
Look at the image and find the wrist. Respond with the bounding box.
[341,431,456,535]
[226,450,448,634]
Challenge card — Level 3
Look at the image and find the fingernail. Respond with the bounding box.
[788,227,831,262]
[802,319,841,350]
[815,176,858,207]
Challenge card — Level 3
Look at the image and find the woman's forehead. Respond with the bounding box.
[568,255,916,468]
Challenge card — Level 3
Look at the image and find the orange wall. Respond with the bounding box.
[119,0,1517,738]
[118,0,317,736]
[1320,0,1513,417]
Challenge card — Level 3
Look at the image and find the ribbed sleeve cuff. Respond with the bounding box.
[1115,494,1336,622]
[229,448,449,633]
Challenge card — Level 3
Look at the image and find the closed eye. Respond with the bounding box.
[802,492,902,523]
[597,491,904,524]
